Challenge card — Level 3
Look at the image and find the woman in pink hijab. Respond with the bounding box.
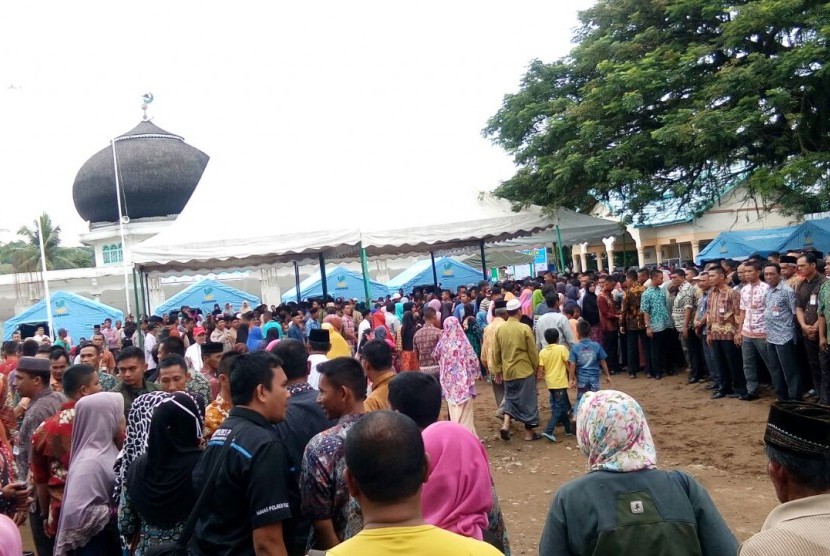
[519,284,534,318]
[421,421,493,542]
[0,514,21,556]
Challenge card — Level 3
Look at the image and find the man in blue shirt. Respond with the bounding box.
[640,270,670,379]
[692,272,721,390]
[287,310,306,343]
[765,262,800,401]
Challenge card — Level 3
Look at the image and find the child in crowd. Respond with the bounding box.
[563,305,580,340]
[568,320,612,413]
[537,328,572,443]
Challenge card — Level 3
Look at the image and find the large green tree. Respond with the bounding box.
[485,0,830,221]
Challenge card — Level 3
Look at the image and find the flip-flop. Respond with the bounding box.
[499,428,510,441]
[525,432,543,441]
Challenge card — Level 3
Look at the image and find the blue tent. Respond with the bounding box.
[778,219,830,255]
[154,279,260,316]
[695,226,798,263]
[282,266,388,303]
[3,291,123,342]
[386,257,485,294]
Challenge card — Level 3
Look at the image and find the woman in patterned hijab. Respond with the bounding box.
[576,389,657,472]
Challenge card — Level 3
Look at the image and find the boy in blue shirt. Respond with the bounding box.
[568,320,612,413]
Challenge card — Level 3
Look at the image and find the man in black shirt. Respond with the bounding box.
[192,351,292,556]
[271,339,335,556]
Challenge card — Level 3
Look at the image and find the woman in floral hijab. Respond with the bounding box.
[433,317,481,437]
[576,389,657,472]
[539,390,738,555]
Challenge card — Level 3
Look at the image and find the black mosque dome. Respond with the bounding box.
[72,120,209,223]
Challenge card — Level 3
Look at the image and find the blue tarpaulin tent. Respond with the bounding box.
[778,219,830,255]
[282,266,388,303]
[386,257,484,294]
[3,291,123,342]
[154,279,260,316]
[695,226,799,263]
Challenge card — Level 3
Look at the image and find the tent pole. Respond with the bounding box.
[141,272,149,318]
[359,244,372,305]
[141,272,149,316]
[293,261,301,304]
[36,216,54,340]
[479,240,488,280]
[131,267,141,321]
[135,269,145,350]
[556,224,566,274]
[319,253,328,301]
[430,251,439,292]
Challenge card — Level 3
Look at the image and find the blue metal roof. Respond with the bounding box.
[600,181,740,228]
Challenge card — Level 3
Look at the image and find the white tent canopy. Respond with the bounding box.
[130,160,362,275]
[360,192,554,257]
[132,161,619,274]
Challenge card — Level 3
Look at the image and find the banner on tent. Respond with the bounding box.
[54,299,70,316]
[334,274,350,290]
[521,248,549,274]
[202,287,216,303]
[441,263,455,278]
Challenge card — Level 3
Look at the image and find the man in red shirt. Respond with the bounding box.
[30,364,102,539]
[0,341,18,376]
[597,276,621,375]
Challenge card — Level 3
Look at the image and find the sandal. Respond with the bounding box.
[525,432,543,441]
[499,428,510,441]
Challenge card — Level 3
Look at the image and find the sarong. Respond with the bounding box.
[502,374,540,427]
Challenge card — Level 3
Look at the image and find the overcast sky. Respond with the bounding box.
[0,1,593,246]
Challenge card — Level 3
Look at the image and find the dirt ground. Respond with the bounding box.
[19,371,777,554]
[482,371,778,554]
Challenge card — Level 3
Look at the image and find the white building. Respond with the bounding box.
[569,185,795,272]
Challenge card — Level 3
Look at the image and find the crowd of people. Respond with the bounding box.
[0,247,829,554]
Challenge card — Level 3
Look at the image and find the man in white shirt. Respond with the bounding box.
[356,309,372,351]
[185,326,207,372]
[535,294,575,350]
[144,321,159,373]
[32,326,47,344]
[384,302,401,339]
[307,328,330,389]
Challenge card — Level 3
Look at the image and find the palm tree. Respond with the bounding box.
[14,213,73,272]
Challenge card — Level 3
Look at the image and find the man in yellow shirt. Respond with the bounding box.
[327,410,502,556]
[493,299,540,441]
[361,340,396,412]
[538,328,572,443]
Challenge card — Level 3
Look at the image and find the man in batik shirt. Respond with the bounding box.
[31,365,101,538]
[202,351,238,440]
[300,358,366,550]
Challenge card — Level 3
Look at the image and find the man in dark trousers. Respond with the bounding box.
[271,339,335,556]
